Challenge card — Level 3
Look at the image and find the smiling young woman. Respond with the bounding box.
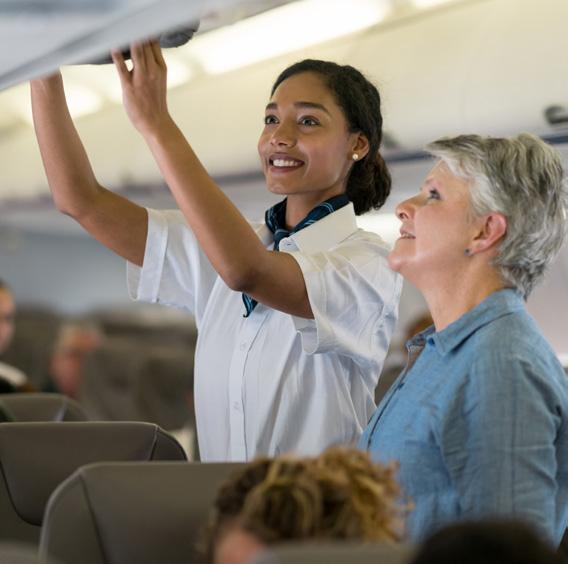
[30,44,401,462]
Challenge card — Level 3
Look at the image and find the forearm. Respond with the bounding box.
[30,74,148,266]
[143,119,269,290]
[30,73,101,218]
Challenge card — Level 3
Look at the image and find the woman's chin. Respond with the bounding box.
[266,181,291,196]
[387,252,405,274]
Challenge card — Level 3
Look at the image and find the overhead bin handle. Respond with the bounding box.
[544,105,568,126]
[83,20,199,65]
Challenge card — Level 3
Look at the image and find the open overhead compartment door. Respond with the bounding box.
[0,0,245,90]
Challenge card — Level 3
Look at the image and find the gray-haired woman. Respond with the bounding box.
[360,133,568,546]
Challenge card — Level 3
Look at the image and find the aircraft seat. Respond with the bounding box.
[40,461,243,564]
[0,393,88,422]
[0,542,62,564]
[0,422,186,545]
[258,544,414,564]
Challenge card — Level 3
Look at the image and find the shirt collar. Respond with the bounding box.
[413,288,525,356]
[257,202,360,252]
[289,202,358,253]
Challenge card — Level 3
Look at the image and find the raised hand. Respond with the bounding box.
[112,41,171,136]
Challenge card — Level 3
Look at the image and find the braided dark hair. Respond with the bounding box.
[271,60,391,215]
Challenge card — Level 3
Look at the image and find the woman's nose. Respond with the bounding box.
[270,122,296,147]
[395,198,415,221]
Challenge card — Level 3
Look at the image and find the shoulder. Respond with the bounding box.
[467,310,567,398]
[0,362,28,387]
[323,228,393,272]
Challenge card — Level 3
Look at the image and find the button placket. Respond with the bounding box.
[227,309,269,460]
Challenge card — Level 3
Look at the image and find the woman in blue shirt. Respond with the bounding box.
[360,133,568,546]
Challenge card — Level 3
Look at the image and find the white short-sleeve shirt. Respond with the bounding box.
[128,204,402,461]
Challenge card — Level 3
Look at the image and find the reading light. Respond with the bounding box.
[188,0,392,75]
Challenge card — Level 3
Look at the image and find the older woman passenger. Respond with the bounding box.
[359,134,568,546]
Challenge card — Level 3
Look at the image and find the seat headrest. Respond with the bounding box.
[41,461,243,564]
[0,541,63,564]
[258,544,414,564]
[0,393,88,422]
[0,422,186,525]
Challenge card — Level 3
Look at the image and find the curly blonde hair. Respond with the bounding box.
[202,448,406,563]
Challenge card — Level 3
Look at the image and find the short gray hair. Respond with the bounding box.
[426,133,568,297]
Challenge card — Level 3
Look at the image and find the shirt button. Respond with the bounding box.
[232,401,241,411]
[239,342,247,351]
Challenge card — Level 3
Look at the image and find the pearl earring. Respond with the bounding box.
[352,153,359,161]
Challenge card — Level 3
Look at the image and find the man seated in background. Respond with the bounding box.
[44,321,102,399]
[0,279,32,392]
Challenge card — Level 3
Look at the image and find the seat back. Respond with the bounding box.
[0,422,186,545]
[259,544,414,564]
[0,394,88,422]
[135,345,194,431]
[559,528,567,559]
[80,338,143,421]
[40,461,243,564]
[0,542,62,564]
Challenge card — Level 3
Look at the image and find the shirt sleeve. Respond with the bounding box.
[127,208,218,326]
[440,350,564,544]
[286,235,402,368]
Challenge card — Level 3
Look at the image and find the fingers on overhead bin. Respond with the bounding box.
[130,42,149,71]
[111,49,131,84]
[149,40,166,68]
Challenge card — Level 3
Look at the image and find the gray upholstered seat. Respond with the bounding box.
[0,542,62,564]
[258,544,414,564]
[0,393,88,422]
[0,422,186,545]
[40,461,243,564]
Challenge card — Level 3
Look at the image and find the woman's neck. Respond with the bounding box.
[421,269,506,332]
[284,190,344,229]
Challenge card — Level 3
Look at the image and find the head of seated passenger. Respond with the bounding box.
[45,321,102,399]
[0,279,34,393]
[203,447,405,564]
[410,519,563,564]
[0,280,15,357]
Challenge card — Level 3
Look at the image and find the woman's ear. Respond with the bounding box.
[350,133,370,160]
[470,212,507,254]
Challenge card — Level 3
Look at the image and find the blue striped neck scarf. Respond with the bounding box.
[242,193,350,318]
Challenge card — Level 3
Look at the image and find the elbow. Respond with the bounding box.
[53,197,86,222]
[51,180,100,220]
[52,196,75,218]
[222,264,259,293]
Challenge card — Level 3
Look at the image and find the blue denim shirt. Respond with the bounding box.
[359,289,568,545]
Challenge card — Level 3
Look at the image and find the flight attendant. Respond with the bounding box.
[31,42,401,461]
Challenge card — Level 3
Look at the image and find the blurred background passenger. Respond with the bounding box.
[0,279,33,392]
[410,519,564,564]
[43,321,103,399]
[204,447,406,564]
[375,311,433,404]
[360,134,568,545]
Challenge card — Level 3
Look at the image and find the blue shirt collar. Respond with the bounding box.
[409,288,525,356]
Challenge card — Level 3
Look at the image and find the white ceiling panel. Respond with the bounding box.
[0,0,249,90]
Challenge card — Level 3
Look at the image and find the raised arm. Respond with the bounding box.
[30,72,148,266]
[111,42,313,318]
